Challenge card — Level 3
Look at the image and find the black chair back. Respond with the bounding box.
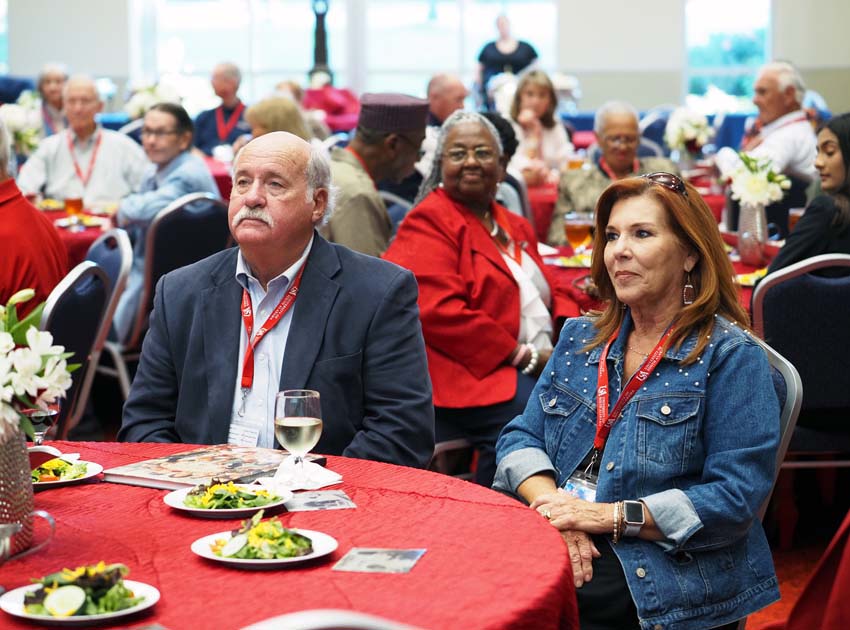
[39,261,109,439]
[126,192,230,349]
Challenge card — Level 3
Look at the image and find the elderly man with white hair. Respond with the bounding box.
[547,100,676,245]
[119,131,435,468]
[715,61,817,236]
[17,75,148,207]
[194,61,251,156]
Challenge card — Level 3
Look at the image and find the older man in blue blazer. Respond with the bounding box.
[119,131,435,468]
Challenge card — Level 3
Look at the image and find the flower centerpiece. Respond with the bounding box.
[729,152,791,265]
[0,289,76,442]
[664,107,713,163]
[124,81,182,120]
[0,90,44,156]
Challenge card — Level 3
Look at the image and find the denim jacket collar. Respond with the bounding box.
[585,309,700,365]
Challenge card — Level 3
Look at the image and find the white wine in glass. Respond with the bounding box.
[274,390,323,482]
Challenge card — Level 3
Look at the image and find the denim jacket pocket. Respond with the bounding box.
[636,393,703,468]
[539,384,594,470]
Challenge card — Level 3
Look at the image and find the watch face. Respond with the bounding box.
[624,501,645,524]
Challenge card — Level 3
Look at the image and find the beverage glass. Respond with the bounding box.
[563,213,594,253]
[788,208,805,233]
[274,390,323,483]
[567,156,585,170]
[21,405,60,445]
[64,197,84,231]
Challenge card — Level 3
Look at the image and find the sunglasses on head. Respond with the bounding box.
[642,172,688,198]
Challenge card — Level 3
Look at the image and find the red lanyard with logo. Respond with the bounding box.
[215,101,246,142]
[237,263,306,415]
[593,326,674,452]
[66,130,102,188]
[599,157,639,181]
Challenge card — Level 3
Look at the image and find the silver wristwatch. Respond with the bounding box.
[622,500,645,536]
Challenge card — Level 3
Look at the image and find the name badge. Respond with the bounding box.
[563,473,597,503]
[227,418,261,447]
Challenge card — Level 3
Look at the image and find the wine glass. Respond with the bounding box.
[22,405,60,445]
[563,212,594,254]
[274,390,323,484]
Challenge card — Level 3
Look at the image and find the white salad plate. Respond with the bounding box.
[0,579,159,626]
[191,528,338,569]
[32,461,103,490]
[163,485,293,519]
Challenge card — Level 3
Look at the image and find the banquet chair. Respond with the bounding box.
[39,261,110,440]
[379,189,413,230]
[240,609,423,630]
[752,253,850,548]
[504,167,534,229]
[321,132,350,152]
[638,104,676,154]
[97,192,230,399]
[428,438,477,481]
[60,228,133,433]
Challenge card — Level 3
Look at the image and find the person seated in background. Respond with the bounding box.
[383,111,579,486]
[480,111,523,217]
[767,113,850,274]
[547,101,677,245]
[111,102,221,342]
[193,62,251,157]
[320,93,428,257]
[231,96,313,154]
[275,79,331,140]
[0,118,68,315]
[380,73,469,205]
[508,69,573,187]
[17,75,148,208]
[495,173,780,630]
[119,131,435,468]
[715,61,817,236]
[37,63,67,137]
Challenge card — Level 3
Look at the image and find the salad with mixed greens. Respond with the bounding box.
[31,458,88,483]
[212,510,313,559]
[23,562,144,617]
[184,479,281,510]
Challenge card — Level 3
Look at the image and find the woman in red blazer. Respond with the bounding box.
[384,111,579,485]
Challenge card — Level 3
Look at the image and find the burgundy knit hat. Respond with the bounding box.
[358,93,429,133]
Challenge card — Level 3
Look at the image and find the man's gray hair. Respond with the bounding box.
[594,101,639,136]
[0,118,11,178]
[62,74,101,101]
[216,62,242,85]
[306,143,337,224]
[415,110,503,206]
[762,61,806,106]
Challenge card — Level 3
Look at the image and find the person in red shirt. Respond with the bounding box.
[1,120,68,315]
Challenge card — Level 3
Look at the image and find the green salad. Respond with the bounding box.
[212,510,313,559]
[23,562,143,617]
[184,479,281,510]
[31,458,87,483]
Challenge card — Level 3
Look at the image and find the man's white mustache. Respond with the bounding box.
[232,207,275,228]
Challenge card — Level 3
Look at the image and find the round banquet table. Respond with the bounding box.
[43,210,110,271]
[1,442,578,630]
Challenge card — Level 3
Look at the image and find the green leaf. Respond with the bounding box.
[9,306,44,346]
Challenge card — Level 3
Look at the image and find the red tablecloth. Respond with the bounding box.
[2,442,578,630]
[44,210,110,271]
[528,183,559,243]
[204,156,232,201]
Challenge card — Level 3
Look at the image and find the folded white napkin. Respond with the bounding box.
[255,456,342,492]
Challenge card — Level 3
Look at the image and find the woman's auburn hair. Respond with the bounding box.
[585,177,750,364]
[509,69,558,129]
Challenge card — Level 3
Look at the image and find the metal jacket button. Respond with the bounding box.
[636,567,647,578]
[660,404,672,416]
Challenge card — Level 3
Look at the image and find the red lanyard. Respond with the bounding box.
[490,202,522,264]
[742,112,808,151]
[594,326,674,451]
[66,130,102,188]
[215,102,245,142]
[239,263,306,399]
[599,157,639,181]
[345,146,376,188]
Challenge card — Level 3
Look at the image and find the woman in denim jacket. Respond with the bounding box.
[494,173,781,630]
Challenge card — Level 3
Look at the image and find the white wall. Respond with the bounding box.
[8,0,130,78]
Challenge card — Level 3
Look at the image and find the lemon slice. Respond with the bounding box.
[43,584,86,617]
[220,533,248,557]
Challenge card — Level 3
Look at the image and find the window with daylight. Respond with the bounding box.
[686,0,770,102]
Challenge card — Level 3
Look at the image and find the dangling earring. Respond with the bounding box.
[683,272,696,305]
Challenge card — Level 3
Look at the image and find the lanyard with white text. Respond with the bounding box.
[237,263,306,416]
[66,130,102,188]
[589,326,675,469]
[215,102,245,142]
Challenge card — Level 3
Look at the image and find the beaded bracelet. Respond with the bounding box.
[520,345,539,375]
[510,344,530,367]
[612,501,622,544]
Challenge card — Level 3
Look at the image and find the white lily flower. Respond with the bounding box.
[25,326,65,356]
[0,331,13,355]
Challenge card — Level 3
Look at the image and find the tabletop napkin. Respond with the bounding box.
[255,456,342,492]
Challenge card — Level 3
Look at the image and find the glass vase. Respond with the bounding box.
[738,201,768,266]
[0,426,35,556]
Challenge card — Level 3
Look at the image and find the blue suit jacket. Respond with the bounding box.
[118,233,436,468]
